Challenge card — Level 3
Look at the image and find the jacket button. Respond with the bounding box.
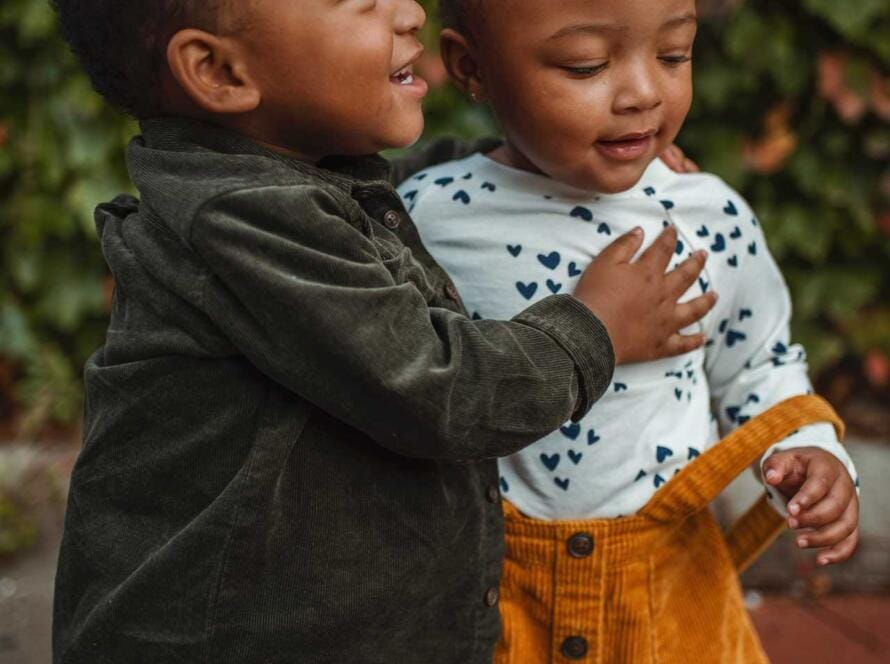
[486,485,500,504]
[444,282,461,303]
[383,210,401,229]
[567,532,594,558]
[561,635,588,659]
[484,587,499,607]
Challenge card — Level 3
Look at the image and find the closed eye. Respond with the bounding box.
[659,55,692,66]
[562,63,609,77]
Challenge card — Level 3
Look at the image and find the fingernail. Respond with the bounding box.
[788,518,798,529]
[797,538,808,548]
[818,557,830,566]
[766,469,778,482]
[798,497,808,507]
[789,503,800,515]
[632,227,643,236]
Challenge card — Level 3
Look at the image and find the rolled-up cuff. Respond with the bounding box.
[512,294,615,422]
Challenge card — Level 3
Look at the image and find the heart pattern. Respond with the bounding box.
[453,190,471,205]
[656,446,674,463]
[540,453,560,471]
[516,281,538,300]
[538,251,561,270]
[570,206,593,222]
[396,161,785,510]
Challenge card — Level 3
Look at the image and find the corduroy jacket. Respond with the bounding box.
[52,118,615,664]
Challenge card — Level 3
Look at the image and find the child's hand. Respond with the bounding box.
[660,145,700,173]
[574,225,717,364]
[763,447,860,566]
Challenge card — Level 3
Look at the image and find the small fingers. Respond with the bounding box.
[763,451,796,487]
[660,145,685,172]
[639,225,678,272]
[795,499,858,550]
[816,527,860,566]
[661,333,708,358]
[671,292,718,329]
[787,457,837,518]
[598,227,644,264]
[664,250,708,298]
[790,472,853,529]
[683,157,700,173]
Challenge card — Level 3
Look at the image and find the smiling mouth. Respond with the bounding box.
[390,65,416,85]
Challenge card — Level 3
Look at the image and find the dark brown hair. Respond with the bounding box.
[51,0,221,117]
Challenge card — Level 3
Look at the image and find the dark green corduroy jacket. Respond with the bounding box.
[52,118,615,664]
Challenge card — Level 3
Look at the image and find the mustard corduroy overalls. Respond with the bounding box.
[495,395,844,664]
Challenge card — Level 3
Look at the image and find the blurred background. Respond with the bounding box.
[0,0,887,661]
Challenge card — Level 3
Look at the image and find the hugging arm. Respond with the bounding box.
[192,184,614,461]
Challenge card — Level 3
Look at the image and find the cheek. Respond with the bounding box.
[502,78,608,149]
[664,77,693,129]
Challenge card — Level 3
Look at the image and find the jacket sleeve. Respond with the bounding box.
[388,137,502,187]
[190,184,614,461]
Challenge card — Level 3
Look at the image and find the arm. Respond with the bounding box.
[703,195,857,513]
[191,184,613,462]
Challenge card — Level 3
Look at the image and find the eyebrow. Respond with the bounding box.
[547,13,698,41]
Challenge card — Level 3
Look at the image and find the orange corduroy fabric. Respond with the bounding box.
[495,395,845,664]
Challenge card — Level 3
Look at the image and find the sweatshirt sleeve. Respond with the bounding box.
[190,183,614,461]
[700,187,858,514]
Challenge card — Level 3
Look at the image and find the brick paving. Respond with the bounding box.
[751,595,890,664]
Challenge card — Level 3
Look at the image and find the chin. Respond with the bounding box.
[383,118,425,151]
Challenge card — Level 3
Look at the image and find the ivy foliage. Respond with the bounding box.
[0,0,887,431]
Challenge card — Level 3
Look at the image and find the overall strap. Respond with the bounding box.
[638,395,844,527]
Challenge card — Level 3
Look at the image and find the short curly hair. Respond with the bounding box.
[438,0,483,35]
[51,0,222,118]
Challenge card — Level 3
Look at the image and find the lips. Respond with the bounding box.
[390,47,424,84]
[595,130,658,161]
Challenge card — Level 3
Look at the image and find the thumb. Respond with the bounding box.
[598,227,644,264]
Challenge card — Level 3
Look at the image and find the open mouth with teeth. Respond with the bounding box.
[390,66,415,85]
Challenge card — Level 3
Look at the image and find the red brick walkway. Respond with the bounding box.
[751,595,890,664]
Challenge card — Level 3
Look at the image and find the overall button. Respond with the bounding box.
[444,282,461,303]
[382,210,401,229]
[486,485,500,504]
[561,636,588,660]
[484,587,499,607]
[567,532,594,558]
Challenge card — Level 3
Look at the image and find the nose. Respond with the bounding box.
[613,60,662,114]
[394,0,427,34]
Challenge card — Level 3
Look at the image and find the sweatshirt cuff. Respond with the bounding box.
[512,294,615,422]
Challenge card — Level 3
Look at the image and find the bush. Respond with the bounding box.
[0,0,886,433]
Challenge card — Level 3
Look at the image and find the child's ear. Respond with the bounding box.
[166,29,261,115]
[440,28,488,103]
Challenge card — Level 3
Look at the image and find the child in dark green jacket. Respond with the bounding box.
[50,1,715,661]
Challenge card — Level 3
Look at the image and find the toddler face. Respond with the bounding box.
[234,0,429,157]
[470,0,697,192]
